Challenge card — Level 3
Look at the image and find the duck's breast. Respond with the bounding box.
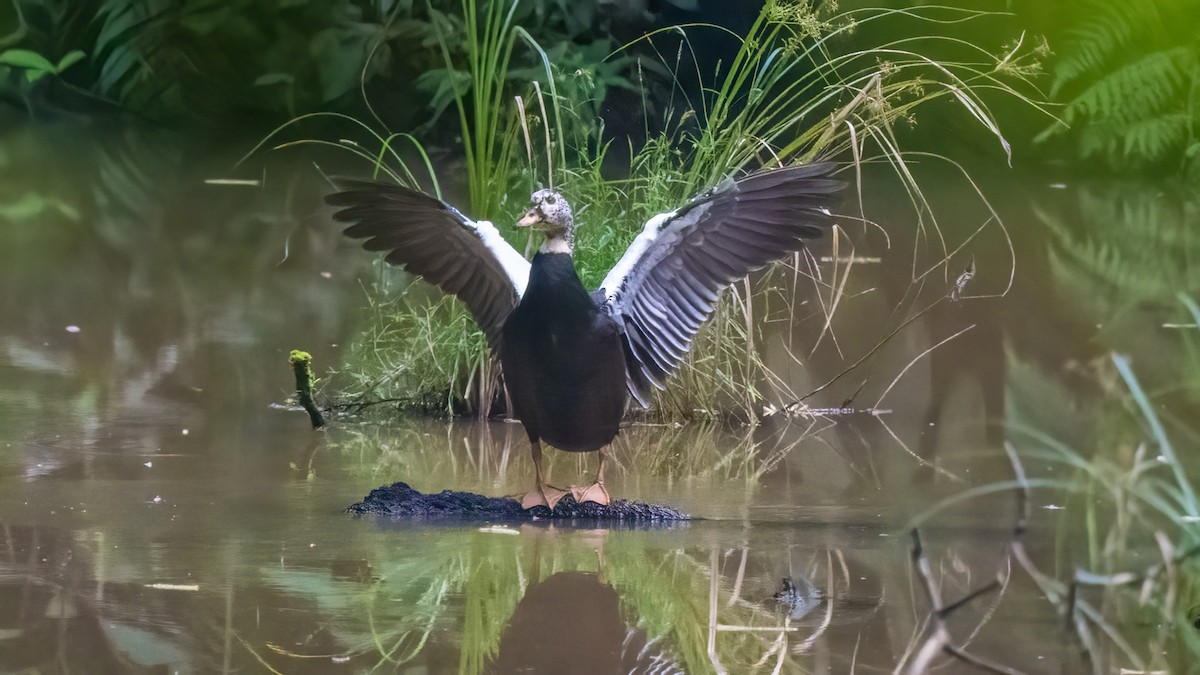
[500,253,627,452]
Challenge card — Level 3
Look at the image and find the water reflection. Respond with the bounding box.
[0,510,898,673]
[1007,179,1200,452]
[2,123,1197,672]
[485,571,684,674]
[0,524,177,674]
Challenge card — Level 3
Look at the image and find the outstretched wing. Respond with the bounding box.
[327,179,531,350]
[599,163,843,406]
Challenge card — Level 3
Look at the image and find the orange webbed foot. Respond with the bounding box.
[570,482,611,506]
[521,484,569,511]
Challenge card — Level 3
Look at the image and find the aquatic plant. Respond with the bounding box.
[905,185,1200,670]
[337,283,493,417]
[909,300,1200,671]
[257,0,640,418]
[1033,182,1200,408]
[1016,353,1200,671]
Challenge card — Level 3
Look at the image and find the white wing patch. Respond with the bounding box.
[473,219,531,297]
[601,210,674,302]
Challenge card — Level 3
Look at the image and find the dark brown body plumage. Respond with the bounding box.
[500,252,626,452]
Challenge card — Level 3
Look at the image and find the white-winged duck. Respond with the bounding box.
[328,163,842,509]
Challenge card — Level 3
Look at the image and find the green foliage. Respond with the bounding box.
[0,191,80,221]
[0,47,83,81]
[0,38,86,109]
[1038,0,1200,177]
[0,0,639,132]
[429,0,546,220]
[336,279,492,417]
[541,0,1041,420]
[257,0,630,418]
[1001,177,1200,667]
[0,0,401,119]
[407,0,635,142]
[1041,184,1200,309]
[1034,182,1200,403]
[319,0,1043,421]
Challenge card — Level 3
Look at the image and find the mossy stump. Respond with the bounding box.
[289,349,325,429]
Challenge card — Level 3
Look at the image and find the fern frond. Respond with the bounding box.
[1052,0,1172,94]
[1065,47,1194,125]
[1044,0,1199,172]
[1044,185,1200,305]
[1122,113,1192,162]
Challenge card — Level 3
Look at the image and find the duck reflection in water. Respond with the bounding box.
[485,571,683,675]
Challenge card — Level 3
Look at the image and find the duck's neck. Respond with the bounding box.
[539,233,573,255]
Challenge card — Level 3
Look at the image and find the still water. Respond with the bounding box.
[0,122,1196,673]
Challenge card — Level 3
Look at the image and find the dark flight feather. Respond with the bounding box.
[601,164,843,406]
[327,179,530,351]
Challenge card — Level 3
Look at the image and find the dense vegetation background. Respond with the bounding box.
[2,0,1196,180]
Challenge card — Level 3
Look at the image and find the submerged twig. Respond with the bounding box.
[874,323,974,409]
[1004,443,1148,673]
[796,296,947,403]
[906,529,1023,675]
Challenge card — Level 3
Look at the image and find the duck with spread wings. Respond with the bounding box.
[327,163,842,510]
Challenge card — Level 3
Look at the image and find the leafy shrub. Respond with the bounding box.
[0,0,638,129]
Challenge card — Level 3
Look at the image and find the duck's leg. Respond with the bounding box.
[571,447,611,505]
[520,440,569,510]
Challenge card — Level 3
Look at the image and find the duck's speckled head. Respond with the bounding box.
[517,189,574,245]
